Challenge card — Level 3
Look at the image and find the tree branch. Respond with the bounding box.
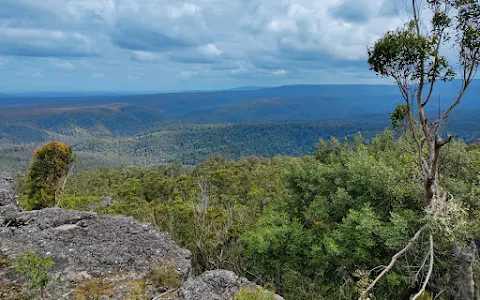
[437,84,469,124]
[358,225,426,300]
[436,135,453,149]
[438,48,479,124]
[55,164,75,208]
[423,0,451,108]
[412,234,434,300]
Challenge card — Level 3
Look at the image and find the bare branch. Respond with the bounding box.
[55,164,76,208]
[358,225,426,300]
[412,234,434,300]
[437,135,453,149]
[438,48,479,123]
[423,3,449,108]
[437,83,469,124]
[413,245,430,283]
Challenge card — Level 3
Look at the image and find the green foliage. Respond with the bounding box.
[390,104,409,130]
[148,266,181,289]
[368,24,434,81]
[25,141,74,210]
[3,115,480,172]
[12,130,480,300]
[58,195,102,211]
[416,291,433,300]
[240,131,471,299]
[234,287,276,300]
[14,251,53,299]
[45,156,288,274]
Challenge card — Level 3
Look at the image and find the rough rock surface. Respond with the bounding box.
[1,208,192,278]
[0,173,16,206]
[0,172,20,225]
[179,270,284,300]
[0,173,283,300]
[0,173,192,299]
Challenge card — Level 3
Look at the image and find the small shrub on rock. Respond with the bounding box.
[149,266,181,289]
[14,251,53,300]
[234,287,276,300]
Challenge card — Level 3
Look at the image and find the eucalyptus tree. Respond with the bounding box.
[362,0,480,299]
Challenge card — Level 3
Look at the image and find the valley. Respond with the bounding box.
[1,83,479,171]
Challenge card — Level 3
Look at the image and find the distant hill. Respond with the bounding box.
[2,82,479,132]
[0,119,389,171]
[0,103,168,142]
[221,86,266,91]
[1,82,479,170]
[0,84,406,145]
[0,84,403,129]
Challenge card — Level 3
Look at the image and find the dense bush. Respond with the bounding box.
[15,131,480,299]
[24,141,75,210]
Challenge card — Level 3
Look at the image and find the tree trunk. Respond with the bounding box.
[453,241,476,300]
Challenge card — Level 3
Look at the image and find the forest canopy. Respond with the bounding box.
[14,131,480,299]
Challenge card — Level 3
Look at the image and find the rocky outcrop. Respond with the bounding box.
[0,173,283,300]
[0,172,20,225]
[179,270,284,300]
[1,208,192,278]
[0,173,16,206]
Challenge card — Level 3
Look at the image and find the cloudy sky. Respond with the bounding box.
[0,0,407,92]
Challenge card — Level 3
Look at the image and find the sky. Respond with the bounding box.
[0,0,409,92]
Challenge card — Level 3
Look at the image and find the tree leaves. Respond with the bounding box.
[25,141,75,210]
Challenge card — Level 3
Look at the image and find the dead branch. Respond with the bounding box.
[436,135,453,149]
[55,164,76,208]
[358,225,426,300]
[412,234,434,300]
[414,246,430,283]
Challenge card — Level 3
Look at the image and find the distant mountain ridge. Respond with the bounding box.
[1,82,479,138]
[1,82,479,170]
[0,84,404,141]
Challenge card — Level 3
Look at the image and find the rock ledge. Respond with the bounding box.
[0,173,283,300]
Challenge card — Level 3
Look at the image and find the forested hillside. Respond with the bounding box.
[13,132,480,299]
[0,119,388,171]
[1,83,480,171]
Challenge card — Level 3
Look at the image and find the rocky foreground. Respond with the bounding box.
[0,173,283,300]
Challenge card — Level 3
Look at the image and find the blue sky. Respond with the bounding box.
[0,0,406,92]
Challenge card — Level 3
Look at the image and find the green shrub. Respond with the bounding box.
[14,251,54,300]
[148,266,181,289]
[58,195,102,211]
[25,141,75,210]
[234,287,276,300]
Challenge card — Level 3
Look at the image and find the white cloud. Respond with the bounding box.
[167,3,200,19]
[31,71,43,78]
[92,72,105,79]
[272,69,287,76]
[198,44,222,56]
[266,19,297,33]
[130,50,162,62]
[0,0,415,90]
[54,61,76,71]
[175,70,197,79]
[0,27,97,57]
[65,0,117,24]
